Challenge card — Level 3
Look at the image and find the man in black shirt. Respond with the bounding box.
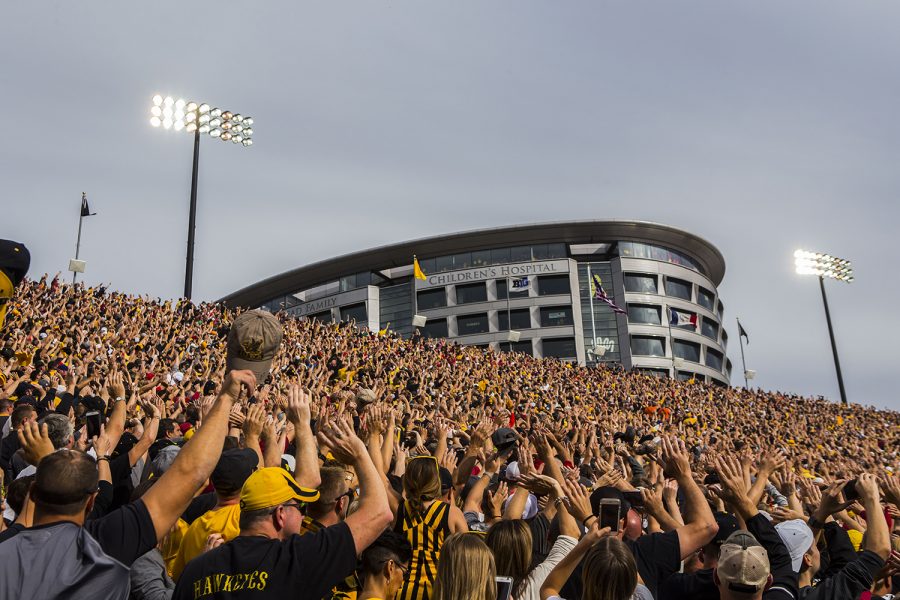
[659,512,740,600]
[0,369,259,598]
[173,417,393,600]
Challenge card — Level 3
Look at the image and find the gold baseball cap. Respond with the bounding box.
[240,467,319,512]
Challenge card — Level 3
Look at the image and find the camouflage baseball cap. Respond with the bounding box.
[226,310,283,382]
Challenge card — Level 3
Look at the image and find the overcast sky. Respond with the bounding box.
[2,2,898,410]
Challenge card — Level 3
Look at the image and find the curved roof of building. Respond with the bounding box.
[220,220,726,307]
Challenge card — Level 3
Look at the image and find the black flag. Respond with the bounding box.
[80,193,95,217]
[738,320,749,345]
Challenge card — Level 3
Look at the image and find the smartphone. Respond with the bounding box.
[496,576,514,600]
[85,411,102,439]
[599,498,621,531]
[623,490,644,508]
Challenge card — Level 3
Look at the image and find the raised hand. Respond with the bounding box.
[18,421,55,466]
[316,418,366,465]
[284,385,312,425]
[661,436,692,480]
[242,403,266,439]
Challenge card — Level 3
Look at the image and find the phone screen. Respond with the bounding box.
[85,411,102,439]
[496,577,514,600]
[599,499,621,531]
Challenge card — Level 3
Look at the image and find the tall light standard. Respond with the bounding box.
[149,95,253,300]
[794,249,853,405]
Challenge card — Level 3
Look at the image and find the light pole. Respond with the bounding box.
[150,95,253,299]
[794,249,853,405]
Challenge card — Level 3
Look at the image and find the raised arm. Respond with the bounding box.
[141,370,256,541]
[318,418,393,555]
[660,437,718,559]
[285,386,321,489]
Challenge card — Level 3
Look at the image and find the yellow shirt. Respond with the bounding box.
[172,503,241,580]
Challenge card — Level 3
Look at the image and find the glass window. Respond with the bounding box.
[665,277,692,300]
[676,371,698,381]
[717,300,724,319]
[457,313,489,335]
[701,318,719,341]
[472,250,492,267]
[540,306,573,327]
[721,329,728,349]
[627,304,661,325]
[451,253,472,270]
[309,311,332,323]
[500,340,533,355]
[436,255,454,273]
[417,288,447,310]
[340,303,367,323]
[496,279,529,300]
[491,247,511,264]
[532,244,551,260]
[510,246,531,262]
[706,348,724,370]
[498,309,532,331]
[673,340,701,362]
[547,243,567,259]
[639,368,669,378]
[421,319,448,338]
[456,283,487,305]
[543,337,576,358]
[419,258,435,275]
[631,336,665,357]
[538,275,570,296]
[698,288,715,311]
[624,274,657,294]
[356,272,372,286]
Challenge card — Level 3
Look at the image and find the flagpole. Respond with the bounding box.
[587,265,597,363]
[73,193,87,285]
[506,276,512,352]
[737,317,749,389]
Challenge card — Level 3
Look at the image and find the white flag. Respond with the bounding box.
[510,276,531,291]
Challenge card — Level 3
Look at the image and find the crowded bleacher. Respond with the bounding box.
[1,268,899,600]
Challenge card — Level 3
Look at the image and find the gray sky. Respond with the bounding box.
[2,2,898,410]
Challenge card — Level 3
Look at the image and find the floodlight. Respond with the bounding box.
[152,94,163,106]
[164,96,174,106]
[792,248,852,405]
[151,106,162,117]
[150,116,161,127]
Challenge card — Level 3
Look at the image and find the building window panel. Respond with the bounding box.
[543,337,576,358]
[706,348,724,370]
[457,313,489,335]
[698,287,715,311]
[498,309,532,331]
[340,303,367,324]
[472,250,492,266]
[673,340,701,362]
[539,306,573,327]
[309,311,332,323]
[665,277,692,301]
[510,246,532,262]
[500,340,533,355]
[421,319,448,338]
[538,275,570,296]
[627,304,661,325]
[624,274,658,294]
[456,283,487,305]
[701,318,719,341]
[631,336,665,357]
[417,288,447,310]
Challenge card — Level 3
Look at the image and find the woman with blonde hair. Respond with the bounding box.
[394,455,468,600]
[433,533,497,600]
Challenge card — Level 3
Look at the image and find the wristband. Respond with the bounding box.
[807,516,825,530]
[582,514,597,527]
[115,397,125,402]
[97,456,110,463]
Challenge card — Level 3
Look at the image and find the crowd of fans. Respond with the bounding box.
[1,274,899,600]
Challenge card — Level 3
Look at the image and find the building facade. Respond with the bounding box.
[221,221,731,385]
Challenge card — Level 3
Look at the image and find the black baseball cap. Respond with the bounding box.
[211,448,259,494]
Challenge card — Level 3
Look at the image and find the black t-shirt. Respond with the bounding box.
[0,523,25,544]
[561,530,681,600]
[627,530,682,598]
[0,499,156,567]
[659,568,718,600]
[183,492,218,524]
[172,521,357,600]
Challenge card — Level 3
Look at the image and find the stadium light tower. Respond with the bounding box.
[149,95,253,300]
[794,249,853,405]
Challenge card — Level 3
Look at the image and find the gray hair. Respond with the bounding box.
[39,413,75,450]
